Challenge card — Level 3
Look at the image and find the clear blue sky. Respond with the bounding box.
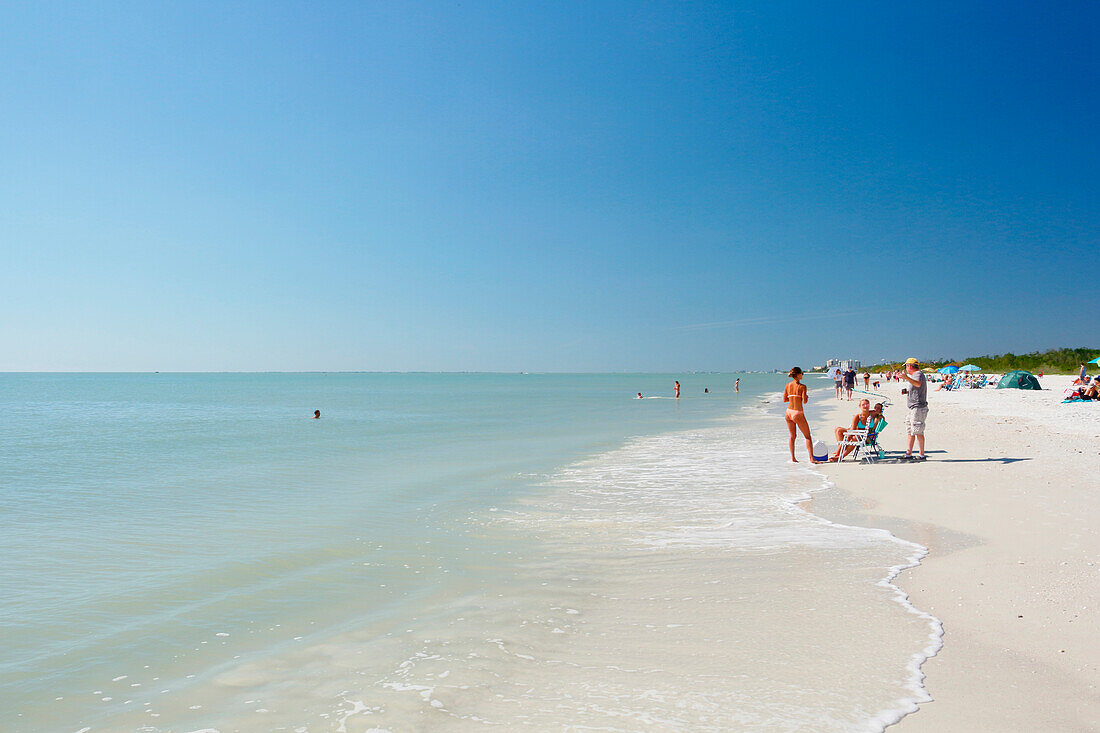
[2,1,1097,371]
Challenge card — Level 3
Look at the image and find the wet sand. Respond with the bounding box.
[807,375,1100,731]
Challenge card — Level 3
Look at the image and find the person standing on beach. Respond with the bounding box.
[674,380,680,399]
[783,367,819,463]
[843,368,856,400]
[862,371,870,390]
[899,357,928,460]
[828,367,842,399]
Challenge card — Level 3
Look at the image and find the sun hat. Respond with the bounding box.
[904,357,919,365]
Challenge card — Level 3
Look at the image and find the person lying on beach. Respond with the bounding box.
[1063,381,1097,400]
[783,367,820,464]
[829,399,874,461]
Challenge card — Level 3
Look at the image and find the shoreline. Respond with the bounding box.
[759,385,943,730]
[790,462,944,731]
[805,374,1100,730]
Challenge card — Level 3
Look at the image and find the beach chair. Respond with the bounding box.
[835,419,888,463]
[835,428,869,463]
[857,420,887,463]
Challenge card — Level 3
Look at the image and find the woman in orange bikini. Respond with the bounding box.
[783,367,819,463]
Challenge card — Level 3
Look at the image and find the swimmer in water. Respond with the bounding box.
[734,378,740,393]
[704,387,709,393]
[636,392,643,399]
[674,380,680,398]
[313,410,321,419]
[783,367,819,463]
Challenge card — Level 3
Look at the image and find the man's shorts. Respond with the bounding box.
[834,380,843,389]
[906,406,929,435]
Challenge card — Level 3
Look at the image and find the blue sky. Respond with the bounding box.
[2,1,1097,371]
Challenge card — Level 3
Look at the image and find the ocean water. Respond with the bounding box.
[0,373,939,732]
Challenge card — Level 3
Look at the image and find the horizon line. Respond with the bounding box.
[0,369,776,375]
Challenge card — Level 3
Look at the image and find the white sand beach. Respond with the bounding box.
[807,374,1100,731]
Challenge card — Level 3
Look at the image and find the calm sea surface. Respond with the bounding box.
[0,373,937,732]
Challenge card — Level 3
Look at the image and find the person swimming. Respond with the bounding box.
[313,410,321,419]
[783,367,819,463]
[636,392,643,399]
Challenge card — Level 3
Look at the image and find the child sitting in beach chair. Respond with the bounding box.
[864,404,888,459]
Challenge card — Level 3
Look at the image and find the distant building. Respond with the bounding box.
[824,358,861,371]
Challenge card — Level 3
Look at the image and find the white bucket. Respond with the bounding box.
[813,440,829,463]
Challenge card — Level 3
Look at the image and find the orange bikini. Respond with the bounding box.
[784,382,806,420]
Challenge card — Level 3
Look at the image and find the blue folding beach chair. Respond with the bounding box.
[855,419,888,463]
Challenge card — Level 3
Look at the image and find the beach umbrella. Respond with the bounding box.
[939,366,959,374]
[959,364,981,372]
[1088,356,1100,365]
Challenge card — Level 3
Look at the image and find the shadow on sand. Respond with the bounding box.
[874,450,1031,465]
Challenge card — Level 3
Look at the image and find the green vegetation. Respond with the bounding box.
[868,347,1099,375]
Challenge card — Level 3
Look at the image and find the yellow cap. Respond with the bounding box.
[904,357,919,365]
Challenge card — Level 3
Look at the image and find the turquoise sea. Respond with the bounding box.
[0,373,938,732]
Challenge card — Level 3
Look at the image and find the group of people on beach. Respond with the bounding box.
[1067,363,1100,401]
[832,368,880,400]
[786,358,929,464]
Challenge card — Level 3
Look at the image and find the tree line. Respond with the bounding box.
[866,347,1098,374]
